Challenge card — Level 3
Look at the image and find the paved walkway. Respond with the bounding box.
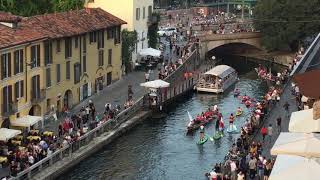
[253,80,297,159]
[44,71,156,133]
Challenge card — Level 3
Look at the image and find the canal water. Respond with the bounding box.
[58,59,270,180]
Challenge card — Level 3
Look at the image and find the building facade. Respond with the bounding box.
[0,9,126,126]
[88,0,153,66]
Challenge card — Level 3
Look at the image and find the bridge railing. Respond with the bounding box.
[197,32,261,42]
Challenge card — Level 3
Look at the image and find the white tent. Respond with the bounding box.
[271,132,320,158]
[138,48,161,57]
[269,155,320,180]
[289,108,320,133]
[10,115,43,129]
[0,128,21,142]
[140,80,170,89]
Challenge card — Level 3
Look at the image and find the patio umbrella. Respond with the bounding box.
[140,80,170,89]
[269,155,320,180]
[271,132,320,158]
[138,48,161,57]
[289,108,320,133]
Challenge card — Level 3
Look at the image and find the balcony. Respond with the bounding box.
[2,102,18,117]
[31,89,46,104]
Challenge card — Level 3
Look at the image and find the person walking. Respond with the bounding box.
[145,71,150,82]
[260,126,267,142]
[249,156,257,179]
[283,101,290,118]
[276,117,282,133]
[268,124,273,143]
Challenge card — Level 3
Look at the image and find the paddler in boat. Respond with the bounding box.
[215,116,220,131]
[242,94,248,102]
[219,118,225,134]
[229,113,235,130]
[245,100,251,108]
[199,125,205,141]
[236,107,243,114]
[213,105,219,114]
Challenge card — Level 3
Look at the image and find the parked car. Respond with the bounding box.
[157,27,177,37]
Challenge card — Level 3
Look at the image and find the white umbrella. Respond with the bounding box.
[140,80,170,89]
[270,155,320,180]
[289,108,320,133]
[271,132,320,158]
[138,48,161,57]
[0,128,22,142]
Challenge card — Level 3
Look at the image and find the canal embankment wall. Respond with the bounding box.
[13,44,203,180]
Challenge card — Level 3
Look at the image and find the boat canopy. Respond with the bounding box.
[204,65,235,79]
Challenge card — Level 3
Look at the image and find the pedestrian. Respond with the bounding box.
[248,156,257,179]
[145,71,150,82]
[276,117,282,133]
[268,124,273,143]
[260,126,267,142]
[283,101,290,118]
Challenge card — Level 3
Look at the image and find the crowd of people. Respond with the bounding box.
[206,67,290,180]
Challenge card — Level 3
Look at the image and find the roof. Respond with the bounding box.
[293,70,320,99]
[20,8,126,39]
[0,11,22,23]
[204,65,236,78]
[0,8,126,49]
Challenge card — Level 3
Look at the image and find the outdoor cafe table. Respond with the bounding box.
[27,136,41,141]
[0,156,7,163]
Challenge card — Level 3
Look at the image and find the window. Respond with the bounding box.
[108,49,112,65]
[31,45,40,68]
[2,85,12,113]
[143,7,145,19]
[14,50,23,75]
[56,39,61,52]
[31,75,40,100]
[14,80,24,99]
[75,37,78,48]
[98,50,104,66]
[56,64,61,83]
[136,8,140,20]
[83,55,87,72]
[74,63,81,84]
[83,35,87,53]
[97,30,105,49]
[89,31,97,43]
[44,41,52,65]
[66,61,70,80]
[148,6,152,17]
[65,38,72,59]
[114,26,121,44]
[1,53,11,79]
[46,68,51,87]
[107,28,114,39]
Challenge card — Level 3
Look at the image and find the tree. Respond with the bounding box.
[147,12,160,49]
[121,30,138,73]
[254,0,320,51]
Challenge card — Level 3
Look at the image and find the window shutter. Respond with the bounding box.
[8,53,11,77]
[20,50,24,73]
[14,51,17,75]
[8,85,12,103]
[21,80,24,97]
[37,45,40,67]
[15,82,18,100]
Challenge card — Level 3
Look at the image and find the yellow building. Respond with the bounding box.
[0,9,126,126]
[88,0,153,66]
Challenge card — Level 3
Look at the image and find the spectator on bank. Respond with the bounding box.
[260,126,267,142]
[267,124,273,143]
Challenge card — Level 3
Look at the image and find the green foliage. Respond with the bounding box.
[147,12,160,49]
[254,0,320,51]
[121,30,138,73]
[0,0,85,16]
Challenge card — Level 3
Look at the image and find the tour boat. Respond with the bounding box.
[195,65,238,93]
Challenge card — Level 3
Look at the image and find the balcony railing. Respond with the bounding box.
[31,89,46,104]
[2,102,18,117]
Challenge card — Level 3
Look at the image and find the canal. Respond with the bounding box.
[58,58,270,180]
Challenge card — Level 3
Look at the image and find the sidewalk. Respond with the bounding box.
[43,70,156,133]
[253,80,297,159]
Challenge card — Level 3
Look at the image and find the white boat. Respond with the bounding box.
[195,65,238,93]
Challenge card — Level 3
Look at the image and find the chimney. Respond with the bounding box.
[313,99,320,120]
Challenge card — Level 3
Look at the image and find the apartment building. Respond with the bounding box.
[0,9,126,126]
[88,0,153,67]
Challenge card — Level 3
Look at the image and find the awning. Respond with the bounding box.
[0,128,21,141]
[269,155,320,180]
[138,48,161,57]
[271,132,320,158]
[204,65,235,79]
[140,79,170,89]
[293,70,320,99]
[10,115,43,128]
[289,108,320,133]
